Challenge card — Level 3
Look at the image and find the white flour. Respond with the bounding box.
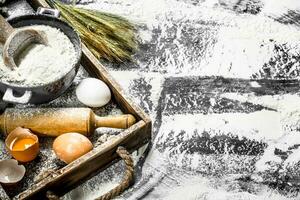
[200,15,300,79]
[0,25,77,86]
[149,176,298,200]
[157,111,282,143]
[261,0,300,17]
[84,0,300,78]
[254,131,300,176]
[218,92,300,180]
[221,93,300,133]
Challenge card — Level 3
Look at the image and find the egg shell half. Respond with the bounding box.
[0,159,26,185]
[5,127,39,163]
[53,133,93,164]
[76,78,111,107]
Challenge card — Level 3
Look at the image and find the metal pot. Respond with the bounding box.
[0,8,81,104]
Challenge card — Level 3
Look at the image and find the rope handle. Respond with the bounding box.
[47,146,134,200]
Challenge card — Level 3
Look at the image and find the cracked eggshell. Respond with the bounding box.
[76,78,111,107]
[5,127,39,163]
[0,159,26,185]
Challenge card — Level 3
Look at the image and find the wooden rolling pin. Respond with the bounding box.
[0,108,136,137]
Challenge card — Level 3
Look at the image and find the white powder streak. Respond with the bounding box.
[85,0,300,78]
[157,111,282,143]
[200,14,300,78]
[220,93,300,175]
[147,175,296,200]
[221,93,300,133]
[261,0,300,17]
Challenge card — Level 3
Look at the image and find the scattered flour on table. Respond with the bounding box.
[52,0,300,199]
[151,111,279,172]
[221,93,300,132]
[254,131,300,180]
[6,0,34,19]
[0,25,77,86]
[220,92,300,179]
[200,15,300,79]
[156,111,282,143]
[82,0,300,78]
[152,93,300,178]
[149,176,298,200]
[110,70,165,119]
[261,0,300,17]
[63,182,119,200]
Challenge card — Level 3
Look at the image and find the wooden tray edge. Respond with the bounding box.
[17,120,151,199]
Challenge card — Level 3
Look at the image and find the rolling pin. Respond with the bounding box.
[0,108,136,137]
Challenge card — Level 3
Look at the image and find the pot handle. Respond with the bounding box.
[2,88,32,104]
[37,7,60,18]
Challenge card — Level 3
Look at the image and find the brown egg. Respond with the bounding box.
[53,133,93,164]
[5,127,39,163]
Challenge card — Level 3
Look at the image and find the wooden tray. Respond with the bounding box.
[1,1,152,199]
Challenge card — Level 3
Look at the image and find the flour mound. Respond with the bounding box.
[0,25,77,87]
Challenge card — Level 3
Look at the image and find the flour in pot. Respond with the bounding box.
[0,25,77,86]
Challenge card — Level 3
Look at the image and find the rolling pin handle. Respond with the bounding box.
[94,114,136,129]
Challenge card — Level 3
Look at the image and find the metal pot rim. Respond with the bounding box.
[1,14,82,89]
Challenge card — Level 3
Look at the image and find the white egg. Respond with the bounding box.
[76,78,111,107]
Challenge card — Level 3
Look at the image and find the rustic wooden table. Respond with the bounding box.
[3,0,300,199]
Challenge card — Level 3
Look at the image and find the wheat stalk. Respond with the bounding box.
[47,0,137,62]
